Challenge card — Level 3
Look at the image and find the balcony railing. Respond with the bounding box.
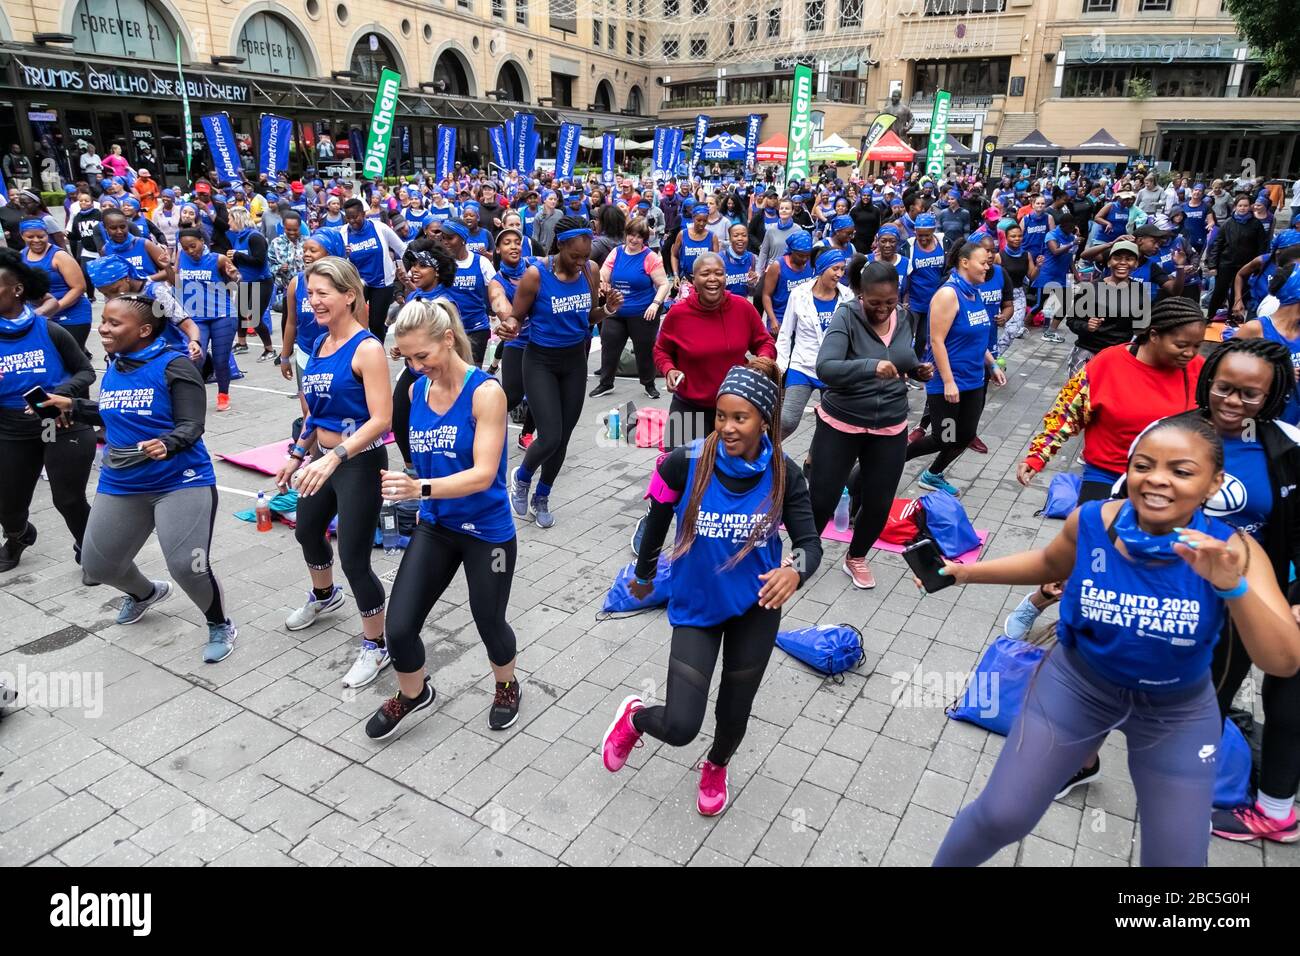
[909,93,996,108]
[663,76,869,110]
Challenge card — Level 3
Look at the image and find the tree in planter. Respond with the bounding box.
[1224,0,1300,93]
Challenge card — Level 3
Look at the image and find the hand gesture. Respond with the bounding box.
[990,366,1007,387]
[605,287,624,315]
[274,455,302,491]
[665,369,685,393]
[294,452,339,497]
[757,566,799,609]
[912,362,934,382]
[1015,462,1036,486]
[138,438,168,460]
[875,360,899,379]
[1172,526,1247,591]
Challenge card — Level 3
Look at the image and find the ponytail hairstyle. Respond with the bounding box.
[392,295,472,363]
[672,355,787,569]
[549,215,593,256]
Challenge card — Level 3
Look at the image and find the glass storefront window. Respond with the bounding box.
[912,58,1010,98]
[72,0,179,62]
[1062,64,1229,98]
[350,34,399,85]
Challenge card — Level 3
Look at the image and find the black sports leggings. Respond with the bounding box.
[467,328,490,368]
[905,388,986,475]
[632,602,780,765]
[0,429,95,549]
[63,323,92,358]
[392,366,418,466]
[1206,265,1246,320]
[809,419,908,560]
[363,284,396,341]
[499,346,535,436]
[597,313,660,389]
[293,444,388,617]
[385,522,517,672]
[521,341,587,488]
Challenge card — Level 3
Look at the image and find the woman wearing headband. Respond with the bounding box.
[438,218,513,367]
[866,224,909,292]
[761,228,815,338]
[176,227,241,412]
[601,358,822,817]
[776,246,853,440]
[1234,255,1300,426]
[903,213,948,360]
[671,203,719,299]
[280,229,345,421]
[100,209,171,285]
[460,202,493,256]
[20,219,93,355]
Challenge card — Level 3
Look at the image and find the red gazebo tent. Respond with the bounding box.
[755,133,788,164]
[864,130,916,163]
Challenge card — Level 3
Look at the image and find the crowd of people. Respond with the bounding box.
[2,146,1300,864]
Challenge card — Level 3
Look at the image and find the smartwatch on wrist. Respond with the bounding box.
[332,445,349,462]
[420,481,432,499]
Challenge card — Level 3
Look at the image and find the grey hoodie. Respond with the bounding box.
[816,301,922,429]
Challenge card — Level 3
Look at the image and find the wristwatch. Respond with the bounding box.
[421,481,432,499]
[332,445,349,462]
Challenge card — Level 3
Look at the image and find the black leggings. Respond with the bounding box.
[385,523,517,672]
[632,602,781,765]
[520,342,587,489]
[63,323,92,358]
[392,366,418,466]
[237,279,274,348]
[499,345,536,436]
[0,429,96,550]
[665,394,715,451]
[293,444,388,617]
[809,418,908,560]
[905,388,986,475]
[909,308,928,360]
[467,328,490,368]
[1206,266,1245,320]
[597,313,660,390]
[363,284,396,341]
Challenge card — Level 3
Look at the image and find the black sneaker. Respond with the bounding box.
[644,385,661,400]
[0,523,37,573]
[1055,757,1101,799]
[589,382,615,398]
[489,679,522,730]
[365,676,435,741]
[232,343,250,355]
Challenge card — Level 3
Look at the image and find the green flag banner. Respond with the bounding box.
[176,35,192,178]
[363,68,402,179]
[856,112,896,177]
[784,64,814,183]
[924,90,951,180]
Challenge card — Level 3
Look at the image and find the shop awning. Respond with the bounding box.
[810,133,858,163]
[864,130,916,163]
[755,133,788,163]
[993,129,1064,157]
[1066,128,1133,157]
[941,135,976,158]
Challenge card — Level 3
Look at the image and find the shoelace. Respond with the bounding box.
[493,682,518,708]
[380,694,409,721]
[1235,805,1281,832]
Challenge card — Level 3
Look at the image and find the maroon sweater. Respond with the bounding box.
[653,289,776,407]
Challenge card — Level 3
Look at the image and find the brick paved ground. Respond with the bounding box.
[1,310,1294,867]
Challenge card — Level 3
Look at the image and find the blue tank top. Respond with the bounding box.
[1206,434,1273,541]
[906,241,947,311]
[101,234,153,277]
[228,228,272,281]
[302,328,376,433]
[0,310,69,410]
[723,249,755,296]
[529,258,593,348]
[1260,316,1300,425]
[1033,228,1076,288]
[96,339,215,495]
[26,247,91,326]
[976,263,1005,352]
[343,220,386,285]
[464,228,492,256]
[521,207,538,237]
[491,263,533,350]
[1250,256,1276,308]
[410,369,515,543]
[812,292,839,333]
[176,249,234,320]
[292,271,320,354]
[925,278,991,394]
[140,279,189,354]
[771,256,814,327]
[449,256,491,334]
[428,205,454,223]
[1058,501,1232,691]
[866,253,909,296]
[609,247,656,315]
[1181,201,1208,248]
[669,439,783,628]
[1101,202,1130,241]
[405,208,433,229]
[679,229,713,278]
[1021,211,1050,256]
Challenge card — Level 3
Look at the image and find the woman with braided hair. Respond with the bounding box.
[600,357,823,817]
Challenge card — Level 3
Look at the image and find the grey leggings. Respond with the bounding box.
[81,484,228,626]
[780,383,818,439]
[934,645,1221,867]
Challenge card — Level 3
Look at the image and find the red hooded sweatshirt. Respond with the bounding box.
[653,288,777,407]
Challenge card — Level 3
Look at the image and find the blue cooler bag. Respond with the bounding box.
[1213,717,1252,809]
[776,624,865,680]
[600,559,672,616]
[1035,473,1082,519]
[947,636,1047,736]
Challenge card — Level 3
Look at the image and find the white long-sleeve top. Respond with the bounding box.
[776,280,856,379]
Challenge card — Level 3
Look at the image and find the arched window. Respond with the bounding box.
[71,0,179,61]
[594,79,614,112]
[627,85,644,115]
[434,49,473,96]
[495,61,528,103]
[350,33,399,85]
[237,12,312,78]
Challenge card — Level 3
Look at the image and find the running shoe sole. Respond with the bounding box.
[1055,764,1101,800]
[118,582,172,625]
[917,478,958,495]
[601,694,642,772]
[342,653,392,689]
[370,685,436,741]
[285,591,347,631]
[842,562,876,590]
[1212,823,1300,843]
[698,774,729,816]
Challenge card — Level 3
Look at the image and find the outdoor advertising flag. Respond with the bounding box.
[556,122,582,179]
[362,67,402,179]
[488,125,509,172]
[524,123,540,176]
[515,112,536,174]
[979,136,998,181]
[855,113,897,176]
[668,127,684,174]
[653,127,670,178]
[258,114,293,176]
[200,113,241,183]
[784,64,814,183]
[690,114,709,176]
[504,116,517,171]
[436,125,457,180]
[176,35,193,177]
[924,90,952,180]
[744,113,762,174]
[602,132,616,185]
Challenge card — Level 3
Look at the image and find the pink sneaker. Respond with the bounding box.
[601,695,644,772]
[697,760,729,816]
[843,556,876,590]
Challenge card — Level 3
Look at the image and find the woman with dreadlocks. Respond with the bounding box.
[599,357,822,817]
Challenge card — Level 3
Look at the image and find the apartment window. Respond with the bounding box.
[923,0,1004,13]
[1082,0,1116,11]
[727,22,735,45]
[746,13,759,40]
[608,23,616,48]
[767,7,780,36]
[516,0,527,24]
[550,72,573,107]
[665,0,679,15]
[692,0,708,13]
[492,0,504,18]
[640,34,646,56]
[593,18,602,46]
[663,36,680,58]
[912,57,1011,97]
[1137,0,1171,10]
[839,0,863,26]
[458,0,471,9]
[689,34,709,57]
[627,30,634,54]
[806,0,825,31]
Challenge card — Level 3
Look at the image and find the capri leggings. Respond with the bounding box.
[195,315,239,395]
[81,484,228,625]
[293,444,388,617]
[519,342,587,490]
[499,346,536,436]
[632,602,781,766]
[384,522,518,672]
[934,644,1221,867]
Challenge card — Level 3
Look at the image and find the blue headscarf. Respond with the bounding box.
[306,228,345,257]
[1277,265,1300,307]
[876,224,901,240]
[442,221,471,243]
[86,255,132,287]
[18,219,47,234]
[914,213,937,229]
[1270,229,1300,253]
[786,230,813,253]
[831,214,854,233]
[814,248,847,275]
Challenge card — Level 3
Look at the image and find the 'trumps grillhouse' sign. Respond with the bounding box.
[12,60,250,103]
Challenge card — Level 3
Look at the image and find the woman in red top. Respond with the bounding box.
[1017,296,1208,503]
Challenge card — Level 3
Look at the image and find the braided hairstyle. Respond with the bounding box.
[1135,294,1208,343]
[1196,337,1295,423]
[548,215,591,256]
[672,355,786,570]
[109,294,165,341]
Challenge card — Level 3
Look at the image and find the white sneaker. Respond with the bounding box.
[342,639,391,688]
[285,585,345,631]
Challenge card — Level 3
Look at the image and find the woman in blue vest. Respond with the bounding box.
[88,255,202,362]
[1235,259,1300,426]
[760,228,815,338]
[340,198,407,341]
[99,209,171,284]
[504,216,622,529]
[776,247,853,439]
[439,219,512,367]
[1035,213,1080,343]
[865,224,910,294]
[933,415,1300,866]
[176,228,241,412]
[1181,184,1210,255]
[41,295,238,662]
[905,241,1007,496]
[21,219,93,355]
[485,227,538,450]
[460,202,493,256]
[722,222,759,300]
[0,250,96,575]
[1230,230,1300,324]
[364,297,521,739]
[1018,194,1055,261]
[279,229,344,422]
[600,359,823,817]
[592,217,670,400]
[225,206,275,362]
[274,257,394,691]
[903,213,948,359]
[1092,189,1135,246]
[671,203,719,298]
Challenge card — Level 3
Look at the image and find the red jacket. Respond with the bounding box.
[653,289,776,407]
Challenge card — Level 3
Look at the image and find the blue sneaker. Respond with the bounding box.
[509,466,530,517]
[918,470,960,496]
[203,621,238,663]
[116,580,171,625]
[1004,593,1043,642]
[531,494,555,529]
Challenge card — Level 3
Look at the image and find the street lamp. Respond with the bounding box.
[210,55,246,66]
[33,33,77,45]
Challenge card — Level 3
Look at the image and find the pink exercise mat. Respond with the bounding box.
[219,433,395,475]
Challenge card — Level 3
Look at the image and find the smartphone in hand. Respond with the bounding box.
[904,538,955,593]
[23,386,62,420]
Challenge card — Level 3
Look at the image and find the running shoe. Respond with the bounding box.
[257,349,275,363]
[489,679,522,730]
[630,512,648,557]
[1004,593,1045,642]
[968,436,989,454]
[645,385,661,400]
[843,555,876,590]
[203,620,238,663]
[285,585,346,631]
[232,343,250,355]
[601,695,644,772]
[366,676,435,741]
[589,382,615,398]
[1055,758,1101,799]
[918,470,960,496]
[342,639,391,689]
[531,494,555,529]
[697,760,729,816]
[516,433,534,451]
[907,426,927,445]
[216,393,231,412]
[509,467,530,517]
[0,523,37,573]
[1212,803,1300,843]
[1042,330,1066,343]
[116,580,172,625]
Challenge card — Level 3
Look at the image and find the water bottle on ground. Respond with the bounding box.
[256,491,272,532]
[609,406,620,441]
[381,500,399,553]
[833,487,851,533]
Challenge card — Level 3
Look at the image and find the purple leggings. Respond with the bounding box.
[934,644,1221,867]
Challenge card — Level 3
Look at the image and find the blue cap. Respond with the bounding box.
[915,213,937,229]
[63,184,77,194]
[831,215,854,232]
[786,230,813,253]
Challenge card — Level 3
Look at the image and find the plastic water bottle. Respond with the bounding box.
[833,487,851,533]
[609,406,620,441]
[381,501,399,553]
[255,492,272,532]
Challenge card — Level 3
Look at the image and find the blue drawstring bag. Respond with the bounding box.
[776,624,865,681]
[1036,473,1082,519]
[947,636,1047,736]
[918,490,980,558]
[1213,717,1252,809]
[599,559,672,616]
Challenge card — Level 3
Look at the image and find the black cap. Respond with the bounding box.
[1134,223,1172,238]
